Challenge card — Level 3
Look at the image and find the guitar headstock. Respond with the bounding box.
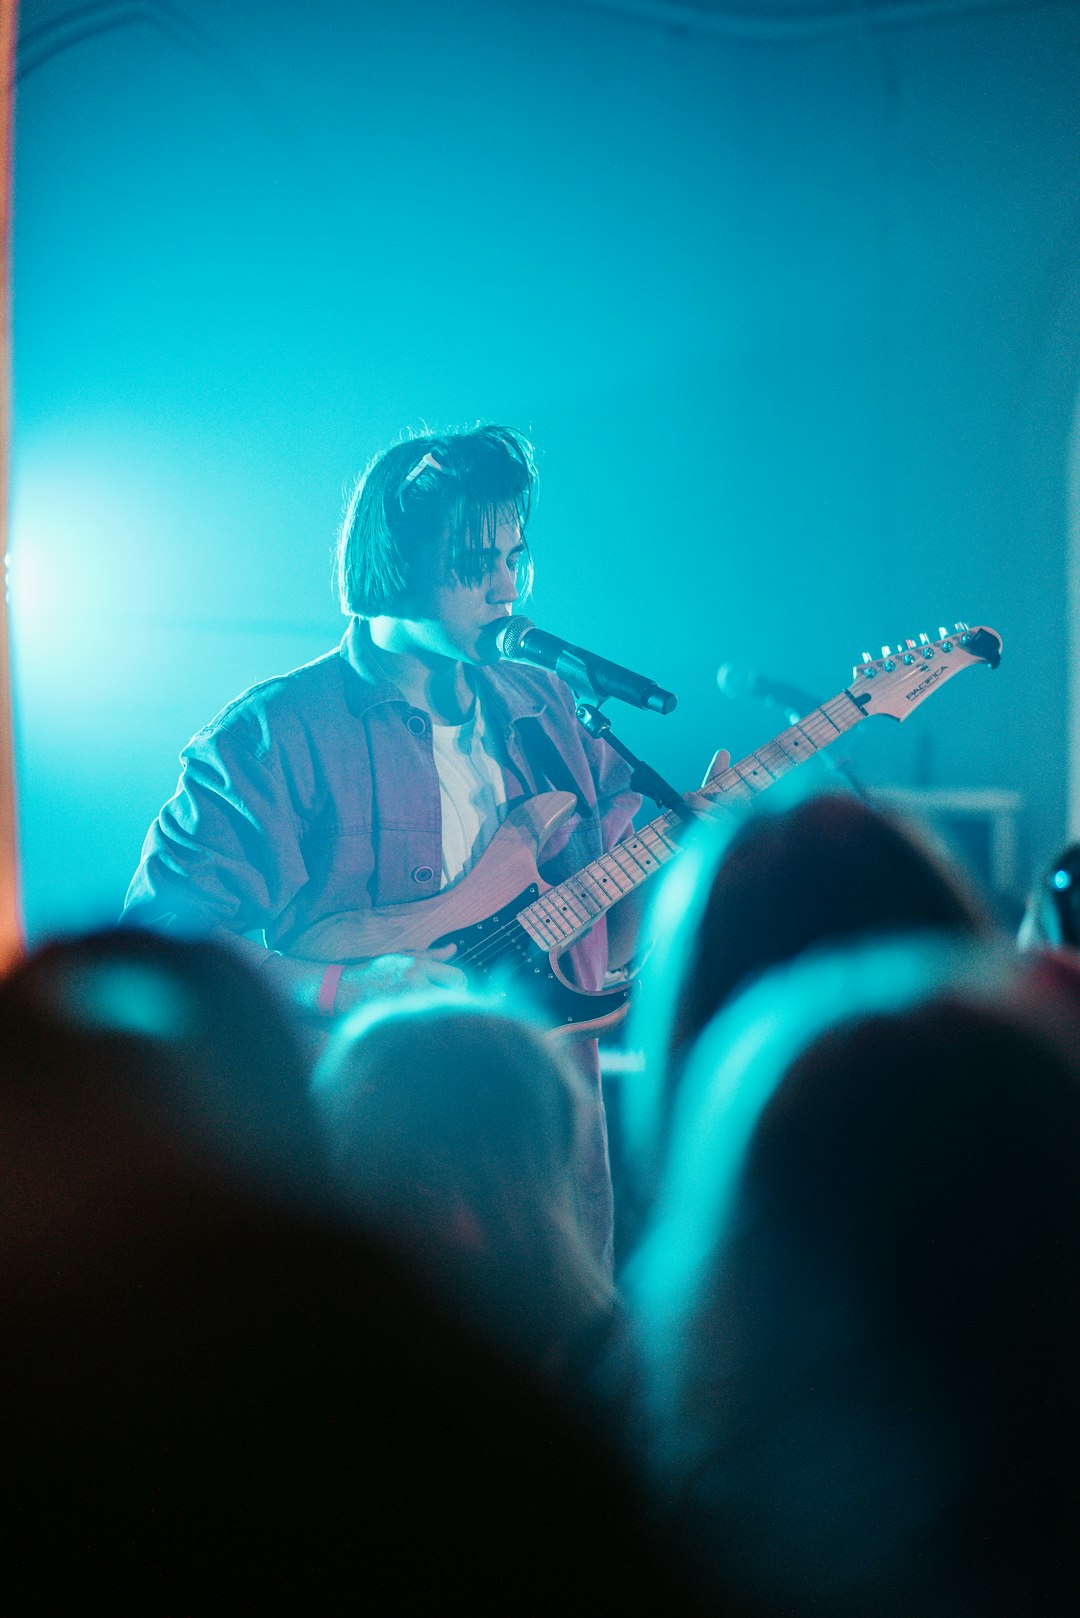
[848,623,1002,721]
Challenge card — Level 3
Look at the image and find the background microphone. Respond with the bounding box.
[716,663,822,720]
[498,616,678,714]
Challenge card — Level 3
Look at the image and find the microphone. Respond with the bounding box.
[497,617,678,714]
[716,664,821,719]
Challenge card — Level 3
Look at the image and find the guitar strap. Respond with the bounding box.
[517,718,587,813]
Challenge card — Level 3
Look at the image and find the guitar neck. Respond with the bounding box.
[515,688,867,952]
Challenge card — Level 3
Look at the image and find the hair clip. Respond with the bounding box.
[402,451,445,487]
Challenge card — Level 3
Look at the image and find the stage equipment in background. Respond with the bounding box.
[716,662,822,725]
[291,624,1002,1036]
[497,616,678,714]
[873,785,1022,903]
[1046,848,1080,947]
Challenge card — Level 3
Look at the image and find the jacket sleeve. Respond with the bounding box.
[121,721,309,939]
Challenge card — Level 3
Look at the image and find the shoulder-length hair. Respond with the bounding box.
[337,424,536,617]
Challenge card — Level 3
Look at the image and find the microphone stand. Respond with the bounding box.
[558,658,688,819]
[573,700,692,825]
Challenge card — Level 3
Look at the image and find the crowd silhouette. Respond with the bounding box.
[5,787,1080,1613]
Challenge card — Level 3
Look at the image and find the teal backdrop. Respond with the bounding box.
[11,0,1080,935]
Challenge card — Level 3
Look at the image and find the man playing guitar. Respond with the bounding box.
[124,424,721,1262]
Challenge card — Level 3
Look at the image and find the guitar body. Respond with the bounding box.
[290,791,634,1037]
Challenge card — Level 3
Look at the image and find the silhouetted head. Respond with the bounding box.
[311,995,613,1370]
[623,791,994,1241]
[630,938,1080,1616]
[0,926,319,1195]
[668,791,990,1060]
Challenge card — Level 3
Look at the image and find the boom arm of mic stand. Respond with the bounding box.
[574,702,692,824]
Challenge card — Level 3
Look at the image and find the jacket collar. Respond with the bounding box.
[340,616,549,726]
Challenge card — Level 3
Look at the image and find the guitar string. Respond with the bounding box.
[453,900,575,971]
[451,878,611,974]
[453,916,525,970]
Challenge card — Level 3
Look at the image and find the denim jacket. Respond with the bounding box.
[123,618,639,993]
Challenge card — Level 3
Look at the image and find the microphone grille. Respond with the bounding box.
[497,615,534,660]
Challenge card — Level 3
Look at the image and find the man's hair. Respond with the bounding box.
[337,424,536,617]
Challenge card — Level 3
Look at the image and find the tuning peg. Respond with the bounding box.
[861,651,872,663]
[881,645,891,657]
[918,632,929,644]
[938,626,948,639]
[953,621,968,632]
[905,639,916,649]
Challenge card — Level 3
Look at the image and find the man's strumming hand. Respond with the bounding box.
[683,748,732,821]
[333,947,466,1014]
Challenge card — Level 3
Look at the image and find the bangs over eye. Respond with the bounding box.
[452,505,533,598]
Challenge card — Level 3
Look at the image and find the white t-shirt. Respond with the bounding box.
[431,699,508,889]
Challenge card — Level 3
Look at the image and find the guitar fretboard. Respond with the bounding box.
[515,689,866,953]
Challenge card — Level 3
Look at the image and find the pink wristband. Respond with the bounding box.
[317,963,345,1017]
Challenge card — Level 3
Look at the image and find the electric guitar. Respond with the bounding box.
[295,624,1002,1035]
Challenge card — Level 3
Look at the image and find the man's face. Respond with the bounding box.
[389,512,526,665]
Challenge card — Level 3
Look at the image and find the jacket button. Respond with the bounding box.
[406,714,427,735]
[411,865,435,884]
